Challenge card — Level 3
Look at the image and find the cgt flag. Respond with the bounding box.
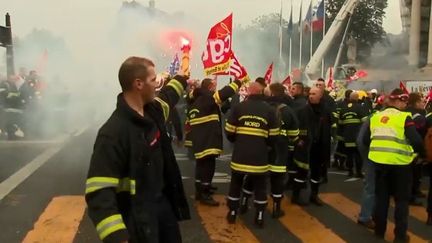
[214,52,250,83]
[400,81,410,94]
[264,62,274,85]
[202,14,233,76]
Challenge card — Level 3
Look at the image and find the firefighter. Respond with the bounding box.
[85,57,190,243]
[315,78,336,183]
[225,82,279,227]
[406,93,427,206]
[426,110,432,225]
[340,91,368,178]
[289,82,307,110]
[267,83,299,217]
[292,86,336,206]
[189,78,242,206]
[239,83,299,218]
[362,88,425,241]
[333,89,353,170]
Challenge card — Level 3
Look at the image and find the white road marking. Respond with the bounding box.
[344,177,361,182]
[73,125,89,137]
[0,145,63,201]
[328,171,349,176]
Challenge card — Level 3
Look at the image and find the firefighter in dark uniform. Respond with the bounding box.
[289,82,307,110]
[267,83,299,217]
[85,57,190,243]
[225,82,279,227]
[239,83,299,218]
[406,93,428,206]
[315,78,336,183]
[292,86,336,206]
[426,110,432,225]
[189,78,242,206]
[362,89,425,241]
[333,89,353,169]
[340,91,368,178]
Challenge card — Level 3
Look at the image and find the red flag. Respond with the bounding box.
[264,63,273,85]
[281,74,292,86]
[327,67,334,89]
[202,14,233,76]
[400,81,410,94]
[348,69,368,82]
[214,52,250,83]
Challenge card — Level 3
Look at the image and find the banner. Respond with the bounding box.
[202,14,233,76]
[404,81,432,95]
[214,52,250,83]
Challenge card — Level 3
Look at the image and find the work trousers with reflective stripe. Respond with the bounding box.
[346,147,362,175]
[195,155,216,186]
[294,146,323,189]
[129,197,181,243]
[374,163,412,240]
[228,171,267,210]
[243,172,284,201]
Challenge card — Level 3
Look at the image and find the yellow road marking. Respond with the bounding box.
[22,196,86,243]
[196,195,260,243]
[320,193,428,243]
[275,197,345,243]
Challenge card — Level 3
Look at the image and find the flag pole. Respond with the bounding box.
[310,0,313,62]
[289,37,292,74]
[299,1,303,69]
[321,0,326,78]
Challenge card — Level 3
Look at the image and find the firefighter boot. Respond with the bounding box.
[291,182,309,206]
[226,209,237,224]
[254,209,265,228]
[195,182,201,201]
[200,185,220,206]
[272,199,285,218]
[310,192,324,206]
[239,195,250,215]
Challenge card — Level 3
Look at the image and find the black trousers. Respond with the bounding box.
[244,172,284,201]
[130,197,181,243]
[228,171,267,210]
[345,147,362,174]
[428,164,432,214]
[374,163,412,239]
[293,145,322,194]
[195,155,216,186]
[410,160,422,199]
[334,140,347,167]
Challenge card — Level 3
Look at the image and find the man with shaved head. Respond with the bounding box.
[340,91,368,178]
[224,81,279,227]
[291,86,336,206]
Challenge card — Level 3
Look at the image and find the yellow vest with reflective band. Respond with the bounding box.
[368,108,415,165]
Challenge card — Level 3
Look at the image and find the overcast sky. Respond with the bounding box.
[2,0,402,38]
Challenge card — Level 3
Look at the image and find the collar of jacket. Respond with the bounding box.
[116,93,154,127]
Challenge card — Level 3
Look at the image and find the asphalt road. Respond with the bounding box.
[0,126,431,243]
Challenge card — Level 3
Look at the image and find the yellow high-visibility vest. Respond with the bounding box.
[368,108,415,165]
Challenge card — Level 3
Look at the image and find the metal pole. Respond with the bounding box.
[333,13,353,71]
[5,13,15,76]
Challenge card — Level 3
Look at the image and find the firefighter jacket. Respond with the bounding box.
[85,76,190,243]
[293,101,336,170]
[335,99,349,142]
[188,80,242,159]
[266,96,299,173]
[340,101,368,147]
[406,107,427,138]
[225,94,280,174]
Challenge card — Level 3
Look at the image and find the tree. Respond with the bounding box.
[326,0,388,62]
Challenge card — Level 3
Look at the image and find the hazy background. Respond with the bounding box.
[0,0,403,132]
